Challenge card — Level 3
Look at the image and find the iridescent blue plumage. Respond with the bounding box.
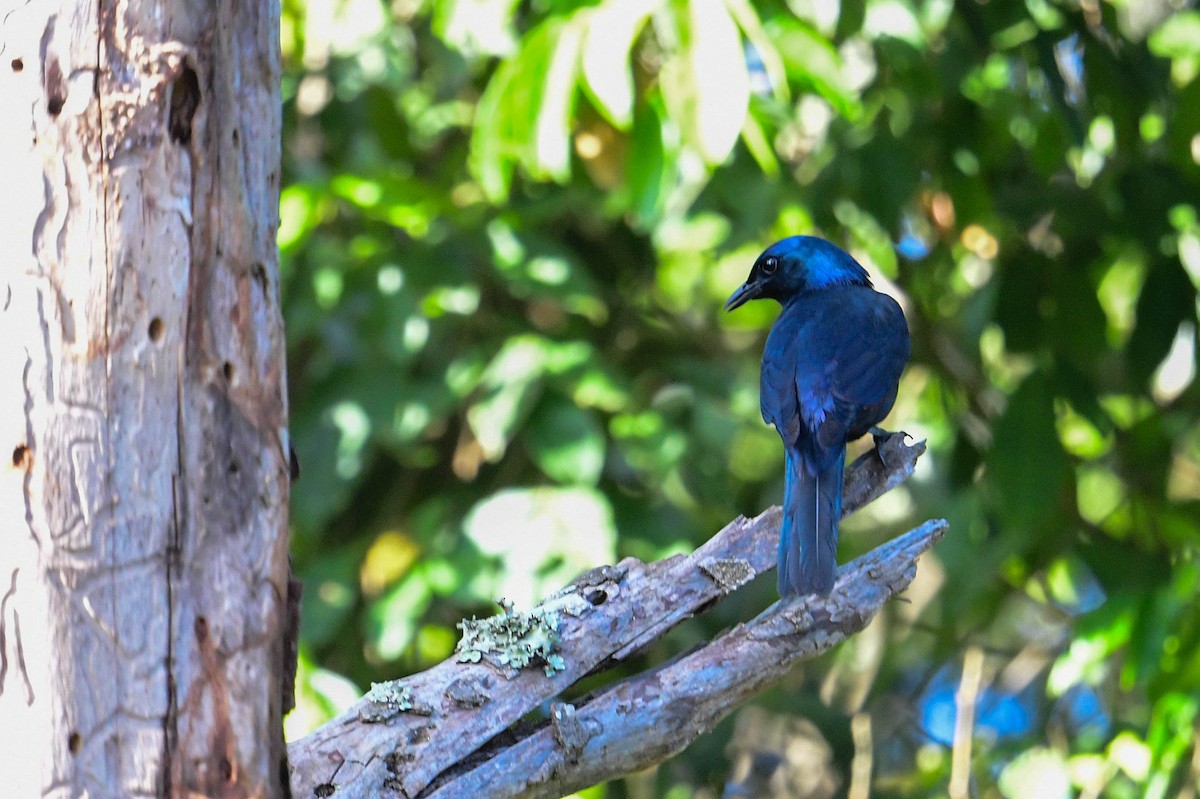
[726,236,910,596]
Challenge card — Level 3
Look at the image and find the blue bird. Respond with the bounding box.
[726,236,910,596]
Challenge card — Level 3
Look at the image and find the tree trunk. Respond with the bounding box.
[0,0,289,796]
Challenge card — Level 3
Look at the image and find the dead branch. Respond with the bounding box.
[287,435,943,798]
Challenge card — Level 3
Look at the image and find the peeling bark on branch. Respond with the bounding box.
[436,519,946,799]
[287,436,944,799]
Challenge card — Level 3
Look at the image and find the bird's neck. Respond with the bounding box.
[784,279,870,304]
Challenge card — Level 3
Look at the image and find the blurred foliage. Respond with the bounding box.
[278,0,1200,795]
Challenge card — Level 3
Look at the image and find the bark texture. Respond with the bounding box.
[287,436,942,799]
[0,0,289,796]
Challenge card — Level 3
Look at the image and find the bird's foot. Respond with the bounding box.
[871,427,908,468]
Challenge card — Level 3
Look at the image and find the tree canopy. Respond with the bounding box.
[278,0,1200,795]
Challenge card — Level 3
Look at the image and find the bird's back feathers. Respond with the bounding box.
[761,284,909,462]
[763,284,909,596]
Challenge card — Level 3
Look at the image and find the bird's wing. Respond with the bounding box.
[760,314,803,446]
[827,292,909,406]
[761,288,908,459]
[795,289,910,454]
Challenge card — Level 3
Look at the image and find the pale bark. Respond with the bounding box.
[0,0,289,796]
[287,436,941,799]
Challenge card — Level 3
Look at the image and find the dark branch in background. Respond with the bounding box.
[287,435,945,799]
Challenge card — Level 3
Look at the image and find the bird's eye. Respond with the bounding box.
[761,256,778,276]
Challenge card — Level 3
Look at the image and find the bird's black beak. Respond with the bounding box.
[724,280,761,312]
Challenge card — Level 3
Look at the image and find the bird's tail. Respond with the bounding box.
[778,446,845,596]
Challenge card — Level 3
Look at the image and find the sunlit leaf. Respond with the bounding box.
[434,0,521,57]
[284,651,362,742]
[368,575,433,660]
[534,19,584,181]
[1128,261,1197,388]
[470,18,596,196]
[571,364,630,412]
[1043,556,1106,616]
[1107,731,1151,782]
[278,184,322,253]
[470,56,521,200]
[580,0,657,129]
[769,16,861,118]
[466,336,550,461]
[361,530,422,597]
[464,487,617,606]
[526,396,606,485]
[1145,692,1199,794]
[661,0,751,164]
[999,748,1070,799]
[1148,11,1200,85]
[725,0,789,101]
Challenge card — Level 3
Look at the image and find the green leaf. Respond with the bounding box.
[487,229,610,323]
[298,547,361,647]
[467,336,550,460]
[769,17,861,119]
[433,0,521,57]
[1149,11,1200,84]
[469,17,598,194]
[533,19,584,181]
[367,576,433,660]
[1149,11,1200,58]
[1127,260,1196,388]
[526,396,606,485]
[740,109,779,177]
[580,0,656,129]
[625,100,673,227]
[1048,596,1134,694]
[999,748,1070,799]
[571,364,631,412]
[1145,692,1199,791]
[986,370,1071,532]
[470,22,562,199]
[470,56,521,200]
[725,0,789,102]
[661,0,750,164]
[278,184,323,253]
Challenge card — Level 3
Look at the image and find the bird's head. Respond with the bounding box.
[724,236,871,311]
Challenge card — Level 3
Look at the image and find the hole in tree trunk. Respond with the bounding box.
[168,64,201,144]
[148,317,164,343]
[45,58,65,116]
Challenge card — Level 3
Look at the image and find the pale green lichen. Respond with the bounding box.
[359,680,413,722]
[455,599,565,677]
